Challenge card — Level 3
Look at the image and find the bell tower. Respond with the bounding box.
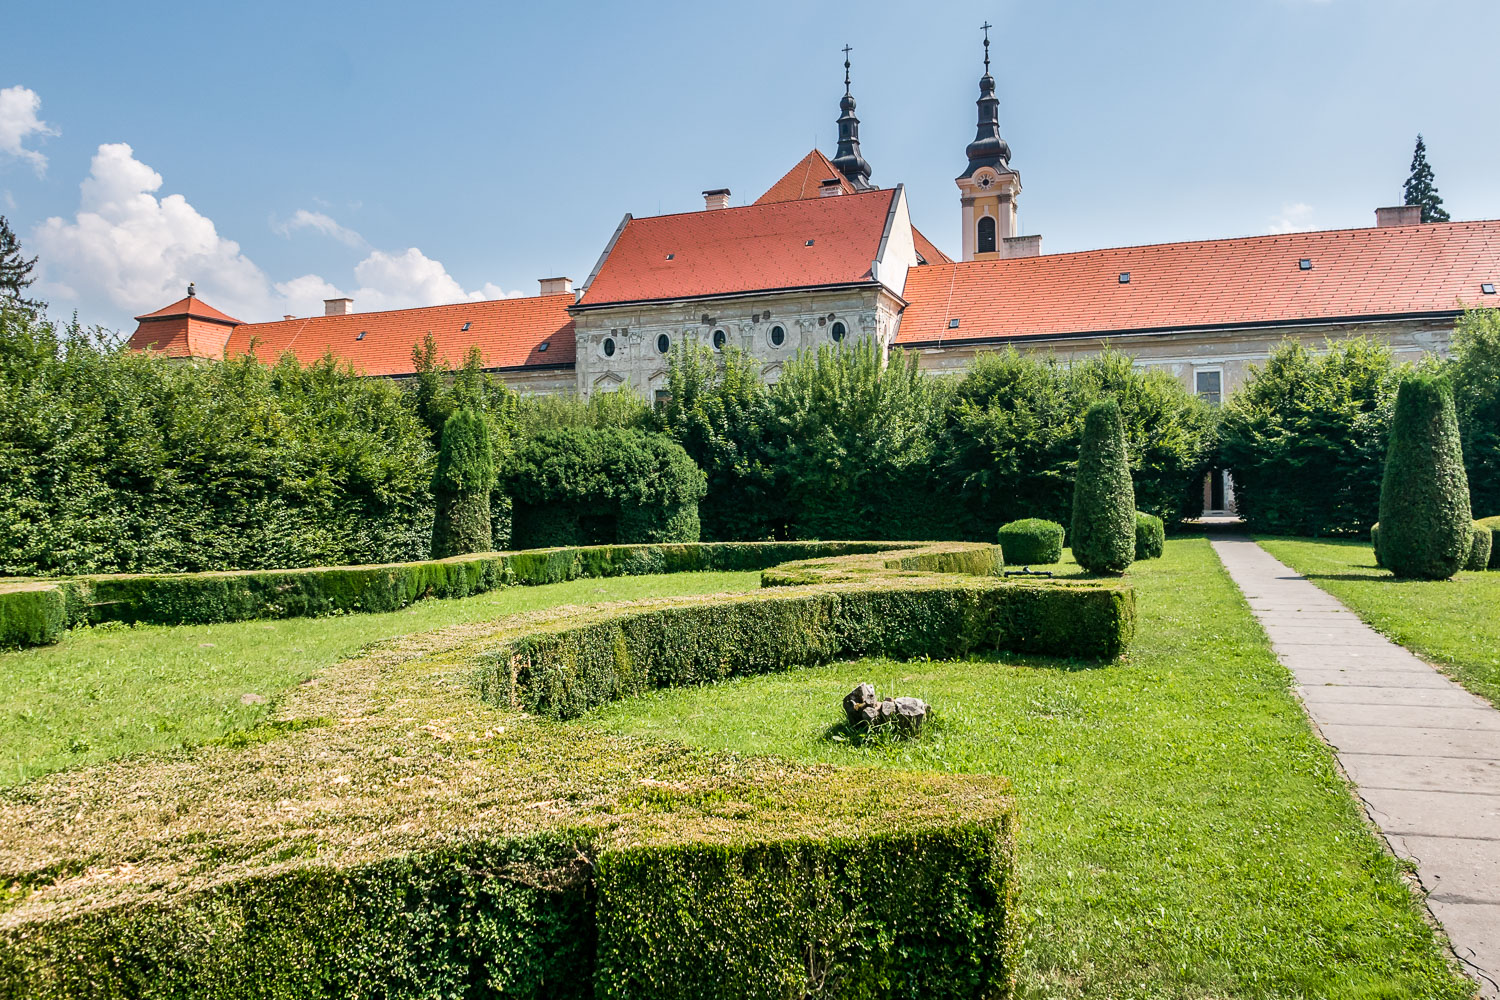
[830,44,873,191]
[956,24,1021,261]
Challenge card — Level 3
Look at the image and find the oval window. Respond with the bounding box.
[712,329,726,350]
[831,321,846,342]
[603,337,616,358]
[656,333,671,354]
[770,324,785,347]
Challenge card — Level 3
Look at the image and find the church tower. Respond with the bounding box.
[830,45,873,190]
[956,25,1021,261]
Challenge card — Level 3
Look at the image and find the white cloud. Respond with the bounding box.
[1266,202,1316,234]
[33,142,520,331]
[0,85,58,175]
[273,208,366,248]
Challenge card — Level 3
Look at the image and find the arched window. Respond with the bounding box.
[977,215,997,254]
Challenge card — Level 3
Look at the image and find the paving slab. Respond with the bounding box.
[1211,536,1500,998]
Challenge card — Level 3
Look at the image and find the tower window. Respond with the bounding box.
[977,216,997,254]
[831,321,847,342]
[712,329,727,350]
[770,324,786,347]
[657,333,671,354]
[603,337,616,358]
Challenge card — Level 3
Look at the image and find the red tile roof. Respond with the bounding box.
[755,149,857,204]
[126,295,244,358]
[134,295,244,325]
[757,149,952,265]
[577,189,897,308]
[897,220,1500,346]
[223,294,576,375]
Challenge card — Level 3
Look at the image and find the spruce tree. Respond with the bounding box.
[0,216,40,312]
[431,409,495,558]
[1402,135,1450,224]
[1071,399,1136,575]
[1378,375,1472,579]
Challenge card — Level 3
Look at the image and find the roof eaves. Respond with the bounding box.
[571,280,884,312]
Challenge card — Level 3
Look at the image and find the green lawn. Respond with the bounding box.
[0,571,760,786]
[1259,536,1500,709]
[588,540,1474,999]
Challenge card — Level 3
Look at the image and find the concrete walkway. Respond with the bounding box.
[1210,536,1500,999]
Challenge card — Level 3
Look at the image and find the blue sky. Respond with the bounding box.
[4,0,1496,332]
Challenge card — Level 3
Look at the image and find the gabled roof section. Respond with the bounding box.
[897,220,1500,346]
[222,294,577,376]
[133,295,243,326]
[755,149,856,204]
[576,189,898,308]
[911,226,952,266]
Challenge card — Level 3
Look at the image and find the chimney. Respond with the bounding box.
[1376,205,1423,228]
[702,188,731,211]
[1001,234,1042,259]
[538,277,573,296]
[283,314,295,321]
[819,178,844,197]
[324,297,354,316]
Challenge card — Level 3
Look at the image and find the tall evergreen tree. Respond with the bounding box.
[1402,135,1450,223]
[1378,374,1471,579]
[1070,399,1137,576]
[431,409,495,558]
[0,216,40,312]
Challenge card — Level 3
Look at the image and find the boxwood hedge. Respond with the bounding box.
[1467,523,1493,571]
[0,541,1055,998]
[996,519,1064,566]
[0,583,68,649]
[1134,512,1166,561]
[1478,515,1500,569]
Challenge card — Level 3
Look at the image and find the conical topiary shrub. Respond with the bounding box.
[432,409,495,558]
[1071,399,1136,575]
[1378,375,1473,579]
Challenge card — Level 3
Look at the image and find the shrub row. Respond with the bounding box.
[3,822,1015,1000]
[0,542,908,646]
[484,577,1135,719]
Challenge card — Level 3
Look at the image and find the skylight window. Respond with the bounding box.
[461,322,471,331]
[1118,272,1130,284]
[538,342,549,352]
[948,318,960,329]
[1483,283,1496,295]
[805,239,815,246]
[356,331,366,341]
[1299,259,1313,271]
[665,253,675,260]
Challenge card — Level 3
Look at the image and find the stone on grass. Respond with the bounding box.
[843,684,929,738]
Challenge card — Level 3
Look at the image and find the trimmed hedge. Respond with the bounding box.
[997,519,1064,565]
[0,584,68,649]
[430,409,495,558]
[1134,512,1165,561]
[5,542,907,645]
[1467,523,1493,572]
[1378,376,1474,580]
[0,540,1047,998]
[1479,516,1500,569]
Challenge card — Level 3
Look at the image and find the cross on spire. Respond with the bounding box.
[842,44,853,95]
[981,22,991,74]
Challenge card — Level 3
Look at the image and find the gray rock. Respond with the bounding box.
[843,683,878,728]
[892,696,929,736]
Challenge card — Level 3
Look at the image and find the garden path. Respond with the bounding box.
[1211,536,1500,999]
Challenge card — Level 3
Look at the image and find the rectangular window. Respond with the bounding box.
[1195,368,1222,407]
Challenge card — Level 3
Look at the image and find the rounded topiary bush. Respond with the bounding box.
[1468,523,1493,571]
[1071,400,1136,576]
[997,519,1064,566]
[1134,512,1165,560]
[431,409,495,558]
[1480,516,1500,569]
[1378,375,1473,580]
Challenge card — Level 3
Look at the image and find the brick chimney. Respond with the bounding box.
[324,297,354,316]
[1376,205,1423,228]
[702,188,730,211]
[538,277,573,296]
[819,178,844,197]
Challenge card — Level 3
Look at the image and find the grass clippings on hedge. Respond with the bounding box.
[1259,535,1500,708]
[589,540,1476,999]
